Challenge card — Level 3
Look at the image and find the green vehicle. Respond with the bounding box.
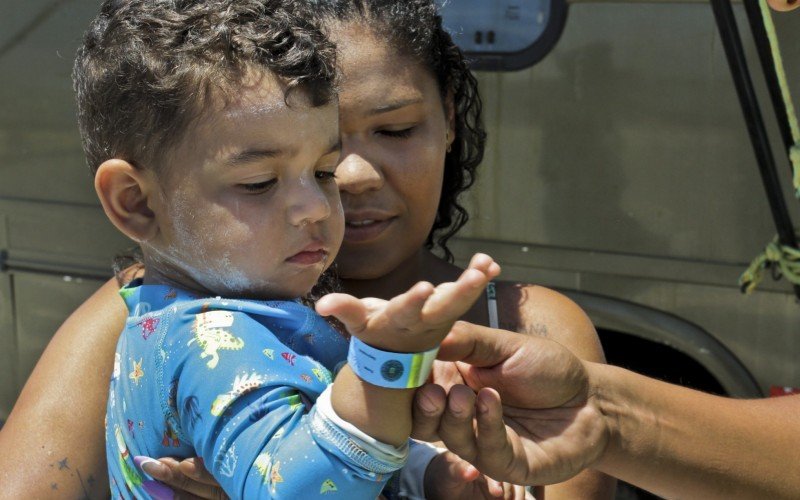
[2,0,799,431]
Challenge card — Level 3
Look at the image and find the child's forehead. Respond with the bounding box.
[207,69,290,120]
[161,70,338,169]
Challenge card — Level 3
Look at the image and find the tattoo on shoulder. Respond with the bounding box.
[527,323,549,337]
[499,321,549,338]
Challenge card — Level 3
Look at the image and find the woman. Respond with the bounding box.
[0,1,613,498]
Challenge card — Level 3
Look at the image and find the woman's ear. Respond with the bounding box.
[94,159,158,242]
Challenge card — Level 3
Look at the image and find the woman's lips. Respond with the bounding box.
[343,217,394,243]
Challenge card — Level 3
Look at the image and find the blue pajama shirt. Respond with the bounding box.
[106,280,406,499]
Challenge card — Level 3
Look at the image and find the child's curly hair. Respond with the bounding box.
[74,0,338,176]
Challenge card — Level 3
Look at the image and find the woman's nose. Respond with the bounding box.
[336,152,384,195]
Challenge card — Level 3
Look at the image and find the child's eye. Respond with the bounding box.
[315,171,336,181]
[238,179,276,193]
[377,126,415,139]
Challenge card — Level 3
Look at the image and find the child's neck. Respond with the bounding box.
[139,251,276,301]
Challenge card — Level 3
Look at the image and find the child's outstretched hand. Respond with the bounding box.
[316,254,500,353]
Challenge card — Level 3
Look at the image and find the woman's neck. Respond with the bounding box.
[340,248,463,300]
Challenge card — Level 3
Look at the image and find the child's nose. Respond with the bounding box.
[287,180,332,226]
[336,152,384,195]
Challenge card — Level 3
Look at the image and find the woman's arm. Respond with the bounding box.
[591,364,800,499]
[0,270,224,499]
[417,322,800,499]
[499,283,616,500]
[0,276,125,498]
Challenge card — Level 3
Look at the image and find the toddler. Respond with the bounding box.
[74,1,498,498]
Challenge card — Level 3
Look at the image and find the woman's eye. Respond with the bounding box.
[315,170,337,181]
[378,127,415,139]
[239,179,276,193]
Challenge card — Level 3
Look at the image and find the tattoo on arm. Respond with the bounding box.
[49,457,98,500]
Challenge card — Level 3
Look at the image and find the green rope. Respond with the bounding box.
[741,2,800,295]
[739,236,800,293]
[758,0,800,196]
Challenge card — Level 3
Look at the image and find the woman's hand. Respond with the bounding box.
[137,456,227,500]
[424,450,534,500]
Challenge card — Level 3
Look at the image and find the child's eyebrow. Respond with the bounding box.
[224,148,283,166]
[225,139,340,166]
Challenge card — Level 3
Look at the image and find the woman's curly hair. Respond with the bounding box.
[74,0,338,176]
[313,0,487,262]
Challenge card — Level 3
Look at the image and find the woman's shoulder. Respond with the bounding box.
[494,281,606,362]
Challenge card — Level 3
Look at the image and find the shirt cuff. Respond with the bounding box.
[311,385,409,475]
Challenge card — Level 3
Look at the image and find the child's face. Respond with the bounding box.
[145,72,343,299]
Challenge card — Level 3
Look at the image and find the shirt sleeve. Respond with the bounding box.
[160,308,407,499]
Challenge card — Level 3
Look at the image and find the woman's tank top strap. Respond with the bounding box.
[486,282,499,329]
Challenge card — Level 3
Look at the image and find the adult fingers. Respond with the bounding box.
[138,456,227,500]
[437,385,479,463]
[411,384,447,441]
[442,450,481,483]
[474,388,518,481]
[177,457,216,486]
[438,321,524,367]
[484,476,505,497]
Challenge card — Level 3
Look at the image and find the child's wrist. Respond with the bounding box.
[348,337,439,390]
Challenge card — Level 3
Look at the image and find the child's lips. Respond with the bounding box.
[286,244,328,265]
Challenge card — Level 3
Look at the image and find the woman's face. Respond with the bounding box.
[331,22,455,279]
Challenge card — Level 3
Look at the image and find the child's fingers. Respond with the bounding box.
[315,293,371,335]
[466,253,501,280]
[383,281,435,330]
[421,268,489,322]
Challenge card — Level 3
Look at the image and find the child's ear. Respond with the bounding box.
[94,159,159,242]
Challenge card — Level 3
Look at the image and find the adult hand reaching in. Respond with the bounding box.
[412,321,609,486]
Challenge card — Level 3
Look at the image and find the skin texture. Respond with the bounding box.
[0,19,611,500]
[107,72,344,301]
[411,322,800,499]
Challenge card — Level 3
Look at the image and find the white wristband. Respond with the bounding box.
[347,337,439,389]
